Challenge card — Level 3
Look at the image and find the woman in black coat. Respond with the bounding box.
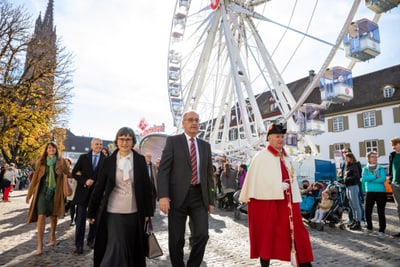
[87,127,154,267]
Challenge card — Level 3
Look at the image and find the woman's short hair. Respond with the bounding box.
[366,151,378,159]
[114,127,137,146]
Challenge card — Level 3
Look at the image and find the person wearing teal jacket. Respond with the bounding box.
[362,151,387,237]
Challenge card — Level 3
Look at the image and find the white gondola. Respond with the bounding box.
[365,0,400,13]
[296,104,325,135]
[174,12,187,29]
[178,0,191,11]
[285,132,298,146]
[320,67,353,103]
[169,49,182,65]
[168,66,180,81]
[343,18,380,62]
[285,132,299,155]
[171,98,183,112]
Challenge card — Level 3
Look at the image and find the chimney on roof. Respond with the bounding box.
[309,70,315,83]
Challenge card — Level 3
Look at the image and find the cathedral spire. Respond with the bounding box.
[24,0,57,81]
[43,0,54,29]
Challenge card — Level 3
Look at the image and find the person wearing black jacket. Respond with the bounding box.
[388,137,400,237]
[87,127,153,267]
[343,152,362,230]
[340,148,365,226]
[71,138,105,255]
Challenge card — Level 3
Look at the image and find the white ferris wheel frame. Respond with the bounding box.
[166,0,383,159]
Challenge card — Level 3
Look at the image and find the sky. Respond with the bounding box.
[11,0,400,141]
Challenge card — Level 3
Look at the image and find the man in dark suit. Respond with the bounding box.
[158,111,215,267]
[72,138,104,255]
[144,152,157,212]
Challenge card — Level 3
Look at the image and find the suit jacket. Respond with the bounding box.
[157,134,215,209]
[87,149,154,267]
[72,151,105,206]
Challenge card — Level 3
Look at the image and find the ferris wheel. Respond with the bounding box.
[166,0,396,159]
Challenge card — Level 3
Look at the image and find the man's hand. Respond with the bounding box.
[159,197,170,215]
[208,205,215,215]
[85,179,95,187]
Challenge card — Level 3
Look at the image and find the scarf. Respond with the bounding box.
[118,154,132,181]
[46,156,57,200]
[367,163,377,173]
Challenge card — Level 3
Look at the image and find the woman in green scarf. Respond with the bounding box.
[26,142,69,255]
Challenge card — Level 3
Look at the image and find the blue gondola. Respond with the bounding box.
[365,0,400,13]
[320,67,353,103]
[343,18,380,62]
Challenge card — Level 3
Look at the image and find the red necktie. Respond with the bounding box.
[190,138,198,185]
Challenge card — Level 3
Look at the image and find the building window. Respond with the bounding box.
[333,117,344,132]
[335,143,346,152]
[365,139,378,154]
[383,85,395,98]
[363,111,376,127]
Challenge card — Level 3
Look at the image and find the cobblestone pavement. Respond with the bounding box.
[1,189,399,267]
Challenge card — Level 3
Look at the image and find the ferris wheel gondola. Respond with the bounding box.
[166,0,392,159]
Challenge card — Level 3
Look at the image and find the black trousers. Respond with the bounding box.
[75,204,97,248]
[168,185,209,267]
[365,192,387,232]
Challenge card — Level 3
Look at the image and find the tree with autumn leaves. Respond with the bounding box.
[0,1,73,166]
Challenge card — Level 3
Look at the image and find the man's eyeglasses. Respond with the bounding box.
[185,118,199,123]
[117,138,133,142]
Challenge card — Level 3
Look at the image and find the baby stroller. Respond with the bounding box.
[300,182,325,220]
[309,183,349,231]
[232,189,247,220]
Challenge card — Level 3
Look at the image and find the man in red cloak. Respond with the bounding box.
[239,123,314,266]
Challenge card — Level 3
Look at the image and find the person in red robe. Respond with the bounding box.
[239,123,314,266]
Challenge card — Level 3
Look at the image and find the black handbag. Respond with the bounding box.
[144,218,163,259]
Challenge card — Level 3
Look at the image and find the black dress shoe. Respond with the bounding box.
[87,241,94,249]
[73,247,83,255]
[391,232,400,237]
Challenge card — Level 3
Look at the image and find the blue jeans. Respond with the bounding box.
[348,182,365,222]
[346,185,362,222]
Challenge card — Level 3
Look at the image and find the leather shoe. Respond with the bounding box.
[87,241,94,249]
[73,247,83,255]
[391,232,400,237]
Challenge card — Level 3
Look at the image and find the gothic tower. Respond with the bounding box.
[24,0,57,89]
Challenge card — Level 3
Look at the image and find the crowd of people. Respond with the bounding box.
[0,163,33,202]
[1,114,400,267]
